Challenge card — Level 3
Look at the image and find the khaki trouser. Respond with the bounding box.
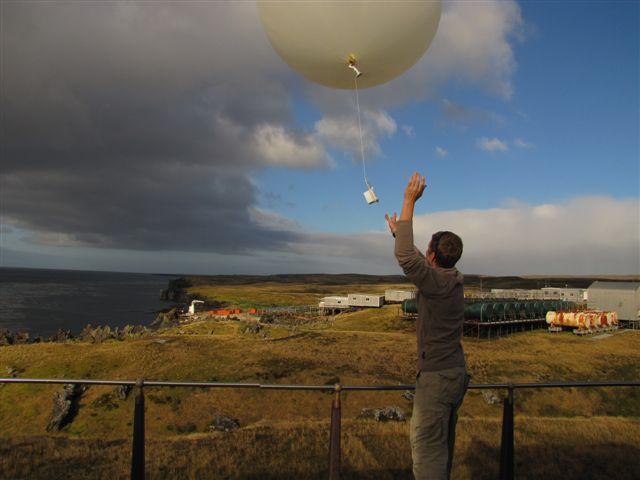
[410,366,470,480]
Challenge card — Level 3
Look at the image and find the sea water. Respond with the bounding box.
[0,267,177,337]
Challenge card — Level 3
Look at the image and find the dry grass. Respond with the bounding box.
[187,282,412,308]
[1,417,638,479]
[1,281,639,478]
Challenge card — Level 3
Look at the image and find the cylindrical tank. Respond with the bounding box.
[465,302,494,321]
[524,301,537,318]
[493,302,505,320]
[535,301,546,318]
[514,302,527,318]
[402,299,417,314]
[606,311,618,326]
[503,302,516,319]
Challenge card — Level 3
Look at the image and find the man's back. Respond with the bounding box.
[415,269,465,372]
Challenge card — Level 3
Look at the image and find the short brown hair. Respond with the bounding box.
[430,231,463,268]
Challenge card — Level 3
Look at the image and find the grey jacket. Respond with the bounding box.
[394,220,465,372]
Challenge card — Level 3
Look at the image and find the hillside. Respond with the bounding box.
[1,303,639,479]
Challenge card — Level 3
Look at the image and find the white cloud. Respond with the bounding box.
[314,109,397,158]
[477,137,508,152]
[252,124,332,169]
[514,138,534,148]
[402,125,415,138]
[436,146,449,158]
[289,196,640,275]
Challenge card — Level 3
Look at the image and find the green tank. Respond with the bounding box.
[535,301,547,318]
[503,302,516,319]
[464,302,494,321]
[402,299,418,314]
[493,302,505,320]
[524,301,537,318]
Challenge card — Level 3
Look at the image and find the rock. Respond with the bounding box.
[6,366,20,378]
[46,384,87,431]
[91,393,119,410]
[12,331,30,344]
[481,390,502,406]
[402,390,414,402]
[208,414,240,432]
[49,329,73,343]
[114,384,132,400]
[0,330,10,346]
[160,277,192,302]
[358,406,406,422]
[151,308,180,329]
[239,321,262,334]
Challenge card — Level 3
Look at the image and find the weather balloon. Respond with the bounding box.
[258,1,442,204]
[258,0,442,90]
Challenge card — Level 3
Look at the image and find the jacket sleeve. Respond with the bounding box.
[394,220,439,295]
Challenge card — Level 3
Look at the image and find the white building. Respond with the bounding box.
[187,300,205,316]
[587,282,640,322]
[319,296,350,309]
[347,293,385,308]
[384,289,416,303]
[541,287,586,302]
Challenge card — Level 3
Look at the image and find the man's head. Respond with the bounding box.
[426,231,463,268]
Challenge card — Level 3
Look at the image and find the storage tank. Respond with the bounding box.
[402,299,418,315]
[524,301,537,318]
[503,302,516,319]
[464,302,494,321]
[493,302,505,320]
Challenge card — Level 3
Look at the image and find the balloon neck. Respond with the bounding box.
[348,63,362,78]
[348,55,363,78]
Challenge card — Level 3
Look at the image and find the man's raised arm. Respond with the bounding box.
[388,172,438,290]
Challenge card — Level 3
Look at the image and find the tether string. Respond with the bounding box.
[353,74,370,190]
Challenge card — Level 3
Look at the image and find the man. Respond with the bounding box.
[385,172,469,480]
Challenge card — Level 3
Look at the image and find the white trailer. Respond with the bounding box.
[319,296,350,309]
[347,293,385,308]
[384,289,416,303]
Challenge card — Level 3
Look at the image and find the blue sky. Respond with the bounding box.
[255,1,638,234]
[1,1,638,275]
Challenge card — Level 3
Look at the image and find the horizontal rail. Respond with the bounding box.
[0,378,638,389]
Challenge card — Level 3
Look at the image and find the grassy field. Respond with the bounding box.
[1,281,639,479]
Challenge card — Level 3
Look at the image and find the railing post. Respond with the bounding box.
[499,384,515,480]
[131,378,145,480]
[329,383,342,480]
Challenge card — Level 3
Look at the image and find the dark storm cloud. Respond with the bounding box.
[1,1,320,252]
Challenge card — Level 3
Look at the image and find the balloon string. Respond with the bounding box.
[353,75,370,190]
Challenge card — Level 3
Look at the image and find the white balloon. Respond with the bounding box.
[258,0,442,90]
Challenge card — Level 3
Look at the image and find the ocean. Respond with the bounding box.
[0,267,177,337]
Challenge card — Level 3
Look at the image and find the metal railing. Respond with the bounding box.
[1,377,638,480]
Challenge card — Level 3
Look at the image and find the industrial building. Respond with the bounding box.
[347,293,385,308]
[587,281,640,327]
[487,288,586,301]
[384,289,416,303]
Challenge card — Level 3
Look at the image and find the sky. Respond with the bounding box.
[1,0,638,276]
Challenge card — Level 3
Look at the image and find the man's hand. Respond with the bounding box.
[385,212,398,237]
[399,172,427,222]
[404,172,427,203]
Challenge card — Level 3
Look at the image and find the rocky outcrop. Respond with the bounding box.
[358,406,406,422]
[0,330,30,346]
[115,384,132,400]
[208,414,240,432]
[46,384,87,431]
[151,308,180,330]
[160,277,192,302]
[77,324,148,343]
[239,321,262,334]
[49,329,73,342]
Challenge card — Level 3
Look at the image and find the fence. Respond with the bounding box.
[1,377,638,479]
